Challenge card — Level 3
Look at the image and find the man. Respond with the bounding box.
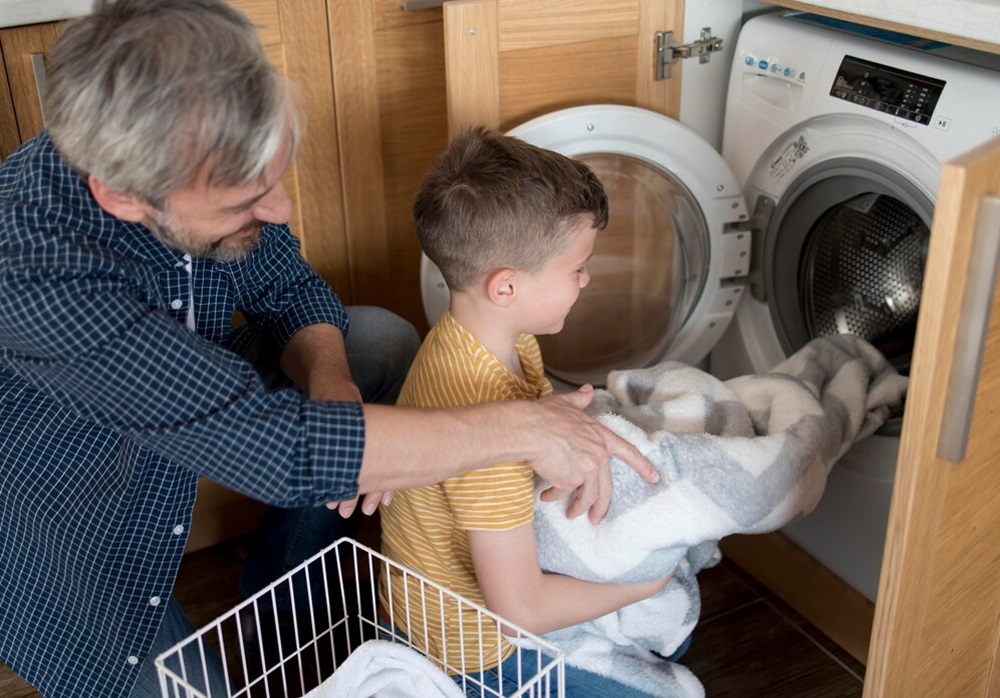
[0,1,656,697]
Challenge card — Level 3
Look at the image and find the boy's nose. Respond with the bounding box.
[579,268,591,288]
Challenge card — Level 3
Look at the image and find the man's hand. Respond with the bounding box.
[325,491,394,517]
[527,385,658,523]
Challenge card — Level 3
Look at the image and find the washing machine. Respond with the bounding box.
[420,12,1000,600]
[711,12,1000,601]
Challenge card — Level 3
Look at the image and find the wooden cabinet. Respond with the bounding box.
[865,136,1000,698]
[0,21,59,155]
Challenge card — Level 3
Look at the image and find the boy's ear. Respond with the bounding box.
[485,267,517,307]
[87,175,153,223]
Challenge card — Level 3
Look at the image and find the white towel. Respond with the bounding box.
[302,639,463,698]
[526,334,908,698]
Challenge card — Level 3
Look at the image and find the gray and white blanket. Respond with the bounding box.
[529,334,908,697]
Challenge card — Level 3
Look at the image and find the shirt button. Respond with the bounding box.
[170,299,183,310]
[173,525,185,535]
[127,656,139,665]
[149,596,161,607]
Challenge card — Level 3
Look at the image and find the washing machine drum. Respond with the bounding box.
[420,105,750,387]
[765,166,933,376]
[804,194,926,355]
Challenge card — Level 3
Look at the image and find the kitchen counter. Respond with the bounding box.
[3,0,1000,49]
[769,0,1000,50]
[0,0,92,29]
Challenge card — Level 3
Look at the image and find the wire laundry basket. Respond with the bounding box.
[156,538,565,698]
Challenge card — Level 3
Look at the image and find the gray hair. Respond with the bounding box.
[44,0,302,204]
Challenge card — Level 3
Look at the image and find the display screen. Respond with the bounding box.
[830,55,946,125]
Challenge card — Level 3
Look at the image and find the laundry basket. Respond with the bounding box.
[156,538,564,698]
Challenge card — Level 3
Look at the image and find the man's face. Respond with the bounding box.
[144,136,294,262]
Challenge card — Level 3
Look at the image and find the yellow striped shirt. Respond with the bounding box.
[379,310,552,673]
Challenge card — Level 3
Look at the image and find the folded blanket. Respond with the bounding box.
[529,334,908,697]
[303,639,463,698]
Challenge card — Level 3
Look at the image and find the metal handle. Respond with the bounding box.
[30,52,48,127]
[937,195,1000,463]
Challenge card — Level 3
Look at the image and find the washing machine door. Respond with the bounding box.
[421,105,750,387]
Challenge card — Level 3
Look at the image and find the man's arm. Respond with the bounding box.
[468,523,672,634]
[281,323,396,515]
[359,385,658,522]
[279,323,658,521]
[280,323,360,403]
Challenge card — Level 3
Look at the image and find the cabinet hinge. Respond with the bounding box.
[655,28,723,80]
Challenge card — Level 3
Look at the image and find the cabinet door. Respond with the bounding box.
[0,21,61,157]
[865,137,1000,696]
[231,0,351,292]
[443,0,684,137]
[0,36,17,159]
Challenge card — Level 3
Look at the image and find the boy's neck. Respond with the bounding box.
[449,294,525,379]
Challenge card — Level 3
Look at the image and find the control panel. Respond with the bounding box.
[830,55,946,125]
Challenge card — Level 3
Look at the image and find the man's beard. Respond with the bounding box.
[146,209,262,262]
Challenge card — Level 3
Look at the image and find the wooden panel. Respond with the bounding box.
[636,0,683,117]
[444,0,501,137]
[0,21,62,142]
[274,0,351,292]
[496,0,638,52]
[0,39,18,159]
[374,0,443,30]
[234,0,282,48]
[184,480,267,553]
[446,0,683,138]
[721,532,875,665]
[329,0,393,305]
[765,0,1000,55]
[376,18,449,330]
[498,36,637,130]
[866,138,1000,696]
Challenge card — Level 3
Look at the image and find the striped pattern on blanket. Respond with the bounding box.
[527,334,908,698]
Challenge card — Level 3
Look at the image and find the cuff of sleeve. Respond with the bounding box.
[303,399,366,501]
[272,282,350,349]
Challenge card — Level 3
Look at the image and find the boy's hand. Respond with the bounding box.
[533,385,658,523]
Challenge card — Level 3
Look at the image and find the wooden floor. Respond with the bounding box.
[1,520,864,697]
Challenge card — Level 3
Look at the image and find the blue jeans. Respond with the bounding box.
[378,619,687,698]
[455,637,691,698]
[238,306,420,605]
[131,599,229,698]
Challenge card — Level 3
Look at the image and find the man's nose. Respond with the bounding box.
[251,180,292,224]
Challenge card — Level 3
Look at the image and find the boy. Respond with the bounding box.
[380,127,671,696]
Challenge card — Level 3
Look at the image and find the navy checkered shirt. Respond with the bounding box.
[0,133,366,697]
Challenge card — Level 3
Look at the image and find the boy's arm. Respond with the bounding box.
[468,524,673,635]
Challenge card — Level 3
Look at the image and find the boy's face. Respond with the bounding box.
[516,219,597,336]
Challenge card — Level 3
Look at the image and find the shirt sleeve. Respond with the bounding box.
[0,207,363,505]
[227,224,350,347]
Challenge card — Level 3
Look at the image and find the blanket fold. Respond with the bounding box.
[530,334,907,698]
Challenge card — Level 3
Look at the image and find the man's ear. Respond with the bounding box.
[87,175,153,223]
[485,267,517,307]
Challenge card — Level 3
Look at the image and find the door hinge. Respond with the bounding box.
[655,28,723,80]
